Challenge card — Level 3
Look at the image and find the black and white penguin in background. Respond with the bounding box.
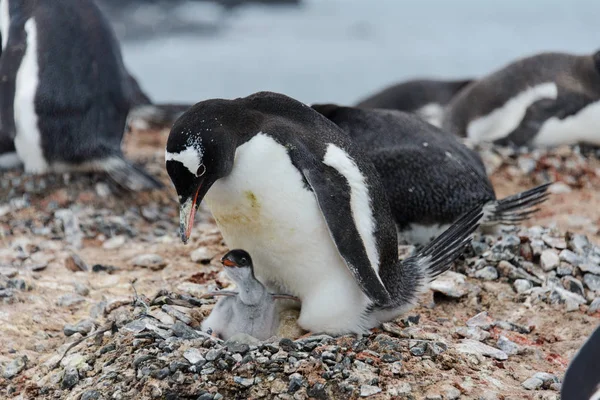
[561,323,600,400]
[0,0,162,191]
[354,78,474,127]
[442,50,600,148]
[311,104,551,245]
[165,91,483,336]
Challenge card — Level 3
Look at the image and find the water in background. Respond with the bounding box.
[111,0,600,105]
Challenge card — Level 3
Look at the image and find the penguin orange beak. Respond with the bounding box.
[179,185,201,244]
[222,259,237,267]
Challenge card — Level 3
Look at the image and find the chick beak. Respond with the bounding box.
[222,259,237,267]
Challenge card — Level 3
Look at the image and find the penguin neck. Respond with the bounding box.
[226,267,265,305]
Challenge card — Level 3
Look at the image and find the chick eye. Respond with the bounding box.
[240,257,247,265]
[197,163,206,177]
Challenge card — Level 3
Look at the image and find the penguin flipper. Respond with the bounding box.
[127,104,191,131]
[561,324,600,400]
[482,182,551,226]
[102,155,164,191]
[293,152,392,306]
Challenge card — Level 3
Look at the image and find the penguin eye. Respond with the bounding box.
[197,163,206,177]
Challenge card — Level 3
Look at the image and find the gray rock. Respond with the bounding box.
[429,271,468,298]
[73,282,90,297]
[522,377,543,390]
[0,267,18,278]
[570,234,591,254]
[360,385,381,397]
[226,333,261,347]
[540,250,560,271]
[494,321,532,334]
[190,248,213,264]
[161,305,192,325]
[497,336,520,355]
[583,274,600,292]
[556,263,574,277]
[81,390,101,400]
[455,326,490,341]
[62,366,79,389]
[456,339,508,360]
[130,254,167,271]
[57,294,86,308]
[588,298,600,314]
[409,342,427,356]
[7,279,26,290]
[496,261,541,283]
[0,288,14,298]
[55,209,83,249]
[579,262,600,275]
[288,373,304,393]
[562,276,586,298]
[443,386,461,400]
[205,348,224,361]
[388,382,412,396]
[183,348,205,365]
[102,235,126,250]
[3,355,27,379]
[549,286,587,312]
[542,235,567,250]
[171,321,199,339]
[533,372,560,389]
[559,250,583,266]
[233,376,254,387]
[466,312,494,330]
[474,266,499,281]
[63,319,95,337]
[513,279,533,294]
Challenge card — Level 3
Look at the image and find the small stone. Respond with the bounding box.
[548,182,572,194]
[388,382,412,396]
[307,383,326,399]
[190,248,213,264]
[73,282,90,296]
[430,271,468,298]
[456,339,508,360]
[0,267,18,278]
[152,368,170,380]
[183,348,205,365]
[570,234,591,254]
[3,355,27,379]
[81,390,101,400]
[63,319,95,337]
[562,276,585,298]
[559,249,583,266]
[466,311,494,330]
[205,348,224,361]
[0,288,14,298]
[455,326,490,341]
[130,254,167,271]
[442,386,461,400]
[533,372,559,389]
[360,385,381,397]
[225,333,261,347]
[497,336,520,355]
[579,262,600,275]
[171,321,199,339]
[583,274,600,292]
[588,298,600,314]
[62,366,79,389]
[233,376,254,387]
[542,235,567,249]
[513,279,533,293]
[55,209,83,249]
[288,373,304,393]
[161,304,192,325]
[57,294,86,308]
[278,338,299,353]
[102,235,126,250]
[7,279,26,290]
[65,253,89,272]
[549,286,587,312]
[475,266,499,281]
[556,263,574,277]
[540,250,560,271]
[494,321,532,334]
[522,377,543,390]
[409,342,427,356]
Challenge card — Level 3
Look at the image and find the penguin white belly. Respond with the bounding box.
[204,133,373,335]
[13,18,48,174]
[466,82,558,144]
[533,100,600,147]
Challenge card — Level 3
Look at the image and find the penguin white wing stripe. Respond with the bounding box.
[322,143,381,278]
[0,0,9,49]
[467,82,558,143]
[165,147,202,176]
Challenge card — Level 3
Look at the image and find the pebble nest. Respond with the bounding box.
[1,136,599,400]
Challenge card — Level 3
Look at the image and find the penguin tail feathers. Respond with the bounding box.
[482,182,551,226]
[101,155,164,191]
[126,103,191,131]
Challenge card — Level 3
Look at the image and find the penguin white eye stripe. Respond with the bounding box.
[322,143,382,280]
[165,147,203,176]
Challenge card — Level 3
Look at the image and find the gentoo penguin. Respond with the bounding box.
[200,249,299,340]
[442,50,600,148]
[561,324,600,400]
[311,104,551,245]
[354,78,474,127]
[165,91,483,335]
[0,0,162,190]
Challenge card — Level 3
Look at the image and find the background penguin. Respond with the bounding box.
[165,90,483,336]
[200,249,300,341]
[311,104,551,245]
[561,323,600,400]
[442,50,600,148]
[354,78,474,127]
[0,0,162,190]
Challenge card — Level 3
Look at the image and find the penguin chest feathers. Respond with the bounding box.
[203,133,366,299]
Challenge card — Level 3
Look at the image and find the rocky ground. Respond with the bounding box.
[1,129,599,400]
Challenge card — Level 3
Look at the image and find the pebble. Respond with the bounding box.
[73,282,90,296]
[532,372,559,389]
[190,247,214,264]
[579,262,600,275]
[429,271,468,298]
[183,348,205,365]
[388,382,412,396]
[62,366,79,389]
[102,235,126,250]
[456,339,508,360]
[55,209,83,249]
[583,274,600,292]
[455,326,490,341]
[65,253,89,272]
[2,355,27,379]
[171,321,200,339]
[559,250,582,266]
[0,267,18,278]
[225,333,261,347]
[588,298,600,314]
[513,279,533,293]
[474,266,499,281]
[63,319,95,337]
[130,254,167,271]
[548,182,572,194]
[360,385,381,397]
[466,312,494,330]
[542,235,567,250]
[540,250,560,271]
[233,376,254,387]
[496,336,520,355]
[205,348,224,361]
[562,276,586,298]
[556,263,574,277]
[549,286,587,312]
[522,377,543,390]
[81,390,101,400]
[288,373,304,393]
[57,294,86,308]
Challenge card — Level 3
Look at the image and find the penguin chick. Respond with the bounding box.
[311,104,550,245]
[0,0,162,191]
[354,78,474,127]
[165,91,483,335]
[201,249,299,341]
